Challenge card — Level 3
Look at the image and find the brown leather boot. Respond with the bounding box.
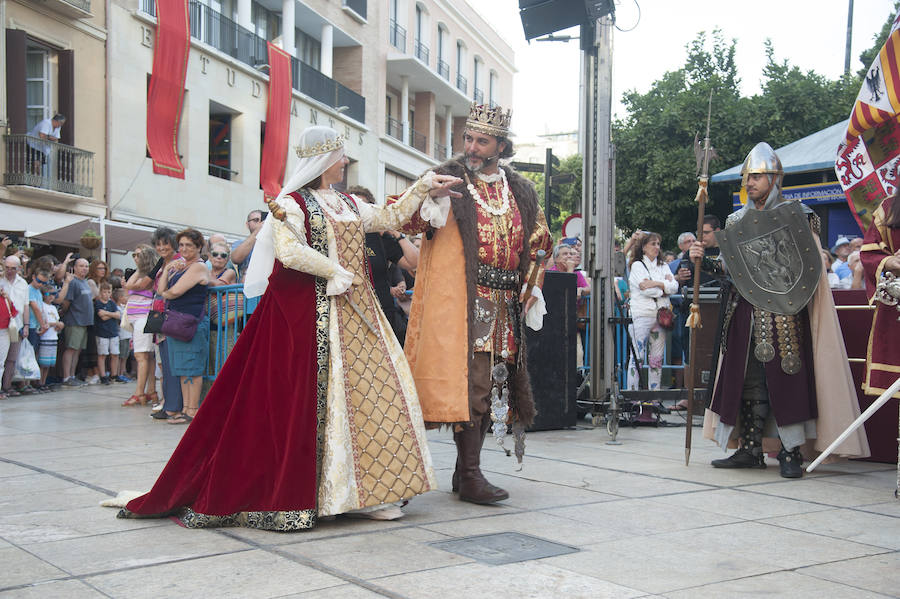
[451,429,461,493]
[455,419,509,504]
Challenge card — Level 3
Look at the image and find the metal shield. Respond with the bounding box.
[715,202,821,316]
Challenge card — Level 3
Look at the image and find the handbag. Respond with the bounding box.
[119,304,133,333]
[143,309,165,334]
[160,308,201,342]
[655,303,675,330]
[4,298,19,342]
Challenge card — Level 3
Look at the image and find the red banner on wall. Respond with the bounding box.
[259,42,293,201]
[147,0,190,179]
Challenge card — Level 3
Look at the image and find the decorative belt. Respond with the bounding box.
[477,263,521,290]
[752,307,802,375]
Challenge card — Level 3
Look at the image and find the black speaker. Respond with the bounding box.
[525,271,578,431]
[518,0,614,40]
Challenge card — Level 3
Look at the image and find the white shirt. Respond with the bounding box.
[0,274,29,329]
[26,118,60,156]
[40,304,60,341]
[628,257,679,318]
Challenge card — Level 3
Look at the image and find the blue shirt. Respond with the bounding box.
[28,286,42,328]
[93,298,119,338]
[834,261,852,280]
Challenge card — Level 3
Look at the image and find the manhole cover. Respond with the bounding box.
[430,532,578,565]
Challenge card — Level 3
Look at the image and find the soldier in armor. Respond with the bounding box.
[690,143,869,478]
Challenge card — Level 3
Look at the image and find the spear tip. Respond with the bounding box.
[685,447,691,466]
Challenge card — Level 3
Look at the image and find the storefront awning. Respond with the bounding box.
[39,218,157,253]
[1,203,89,238]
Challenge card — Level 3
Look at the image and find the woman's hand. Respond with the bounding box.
[427,174,463,199]
[167,258,186,275]
[638,279,655,291]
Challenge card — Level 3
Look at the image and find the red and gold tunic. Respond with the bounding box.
[860,197,900,398]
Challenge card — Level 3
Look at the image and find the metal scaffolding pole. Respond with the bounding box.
[581,17,617,441]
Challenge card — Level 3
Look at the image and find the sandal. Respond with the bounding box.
[145,392,159,404]
[3,388,20,397]
[166,413,193,425]
[122,394,146,407]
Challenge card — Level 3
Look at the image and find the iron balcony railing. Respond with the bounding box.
[474,89,484,104]
[390,20,406,52]
[410,128,426,153]
[141,0,365,124]
[434,141,448,160]
[386,116,402,141]
[342,0,366,20]
[414,40,429,65]
[437,59,450,80]
[63,0,91,11]
[4,135,94,197]
[456,74,467,94]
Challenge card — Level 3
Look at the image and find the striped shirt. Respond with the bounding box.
[126,289,153,321]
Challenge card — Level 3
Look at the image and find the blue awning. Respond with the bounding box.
[710,120,849,183]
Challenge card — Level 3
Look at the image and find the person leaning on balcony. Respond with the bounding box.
[25,113,65,176]
[230,210,265,281]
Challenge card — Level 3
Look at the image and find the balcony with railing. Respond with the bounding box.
[437,59,450,80]
[474,89,484,104]
[140,0,365,124]
[4,135,94,198]
[41,0,92,18]
[390,20,406,52]
[414,40,429,65]
[456,74,467,94]
[434,141,448,160]
[386,117,403,141]
[410,129,426,154]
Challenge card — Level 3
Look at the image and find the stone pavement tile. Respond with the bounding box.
[0,579,105,598]
[761,508,900,550]
[374,560,645,599]
[278,583,392,598]
[278,526,471,579]
[809,460,897,474]
[541,536,780,595]
[0,485,108,517]
[857,501,900,518]
[219,514,407,547]
[664,570,890,599]
[798,552,900,597]
[6,448,160,475]
[746,478,897,508]
[0,546,68,589]
[0,461,35,478]
[646,488,833,520]
[71,463,166,492]
[3,473,78,495]
[0,433,88,453]
[498,457,713,498]
[21,524,252,575]
[0,505,168,545]
[660,521,884,569]
[421,509,622,546]
[814,470,899,492]
[84,548,345,599]
[395,487,520,525]
[486,473,618,510]
[545,497,741,537]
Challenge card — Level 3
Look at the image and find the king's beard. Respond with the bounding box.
[465,153,498,173]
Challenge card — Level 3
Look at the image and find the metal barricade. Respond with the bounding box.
[205,284,259,381]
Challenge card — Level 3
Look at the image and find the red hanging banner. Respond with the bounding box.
[147,0,190,179]
[260,42,293,201]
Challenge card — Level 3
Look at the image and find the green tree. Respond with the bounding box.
[857,2,898,78]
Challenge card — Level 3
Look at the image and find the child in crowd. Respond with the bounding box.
[37,289,63,389]
[93,282,120,385]
[114,288,132,382]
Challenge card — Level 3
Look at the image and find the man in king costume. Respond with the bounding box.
[691,142,869,478]
[399,103,553,504]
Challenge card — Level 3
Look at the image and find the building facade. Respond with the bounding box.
[1,0,513,264]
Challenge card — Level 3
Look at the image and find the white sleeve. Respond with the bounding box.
[272,204,353,296]
[357,172,438,232]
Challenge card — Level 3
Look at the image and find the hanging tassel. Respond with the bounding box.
[686,303,702,329]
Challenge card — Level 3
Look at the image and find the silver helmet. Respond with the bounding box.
[740,142,784,210]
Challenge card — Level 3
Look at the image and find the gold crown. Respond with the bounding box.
[465,103,512,137]
[295,134,346,158]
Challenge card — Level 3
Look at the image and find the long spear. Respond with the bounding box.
[684,91,714,466]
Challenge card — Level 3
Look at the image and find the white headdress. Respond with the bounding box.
[244,126,346,297]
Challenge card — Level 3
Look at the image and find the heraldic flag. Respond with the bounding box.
[835,11,900,232]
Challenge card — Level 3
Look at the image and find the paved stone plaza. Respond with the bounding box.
[1,385,898,598]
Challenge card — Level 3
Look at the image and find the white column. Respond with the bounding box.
[237,0,252,31]
[444,105,452,158]
[281,0,295,56]
[320,23,333,78]
[401,76,410,145]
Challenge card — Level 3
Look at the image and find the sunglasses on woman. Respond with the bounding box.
[210,251,229,259]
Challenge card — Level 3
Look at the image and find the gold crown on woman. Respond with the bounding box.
[466,103,512,138]
[295,134,346,158]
